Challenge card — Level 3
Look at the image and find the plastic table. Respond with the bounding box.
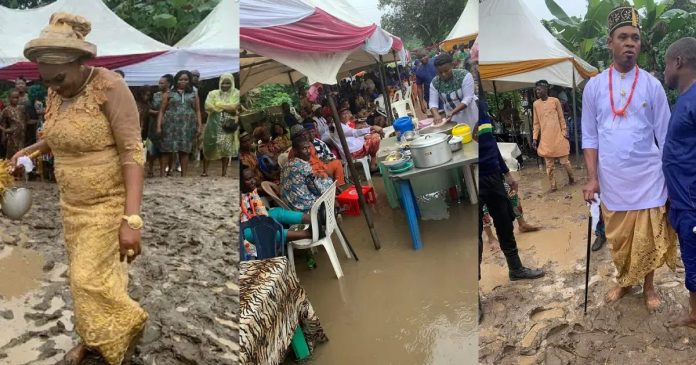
[386,141,479,250]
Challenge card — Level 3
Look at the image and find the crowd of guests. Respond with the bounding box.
[1,69,240,179]
[239,79,395,260]
[0,77,50,179]
[135,69,239,178]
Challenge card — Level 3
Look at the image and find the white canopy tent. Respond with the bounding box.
[240,0,406,94]
[0,0,170,67]
[479,0,597,92]
[120,0,239,85]
[441,0,479,51]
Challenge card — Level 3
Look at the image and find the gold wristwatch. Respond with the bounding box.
[122,215,144,230]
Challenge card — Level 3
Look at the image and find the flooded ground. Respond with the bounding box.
[285,176,478,364]
[480,160,696,364]
[0,161,239,365]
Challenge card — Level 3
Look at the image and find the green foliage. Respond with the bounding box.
[104,0,219,45]
[243,84,298,112]
[0,0,54,8]
[544,0,696,72]
[378,0,466,46]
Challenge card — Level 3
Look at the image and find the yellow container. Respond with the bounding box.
[452,123,473,143]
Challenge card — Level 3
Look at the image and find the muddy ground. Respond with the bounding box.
[479,162,695,365]
[0,162,239,365]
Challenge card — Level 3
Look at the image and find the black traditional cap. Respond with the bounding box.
[608,6,640,35]
[535,80,549,88]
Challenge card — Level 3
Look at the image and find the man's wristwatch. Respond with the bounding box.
[122,215,144,230]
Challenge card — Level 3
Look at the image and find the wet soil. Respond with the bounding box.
[480,162,695,365]
[0,162,239,365]
[285,177,478,364]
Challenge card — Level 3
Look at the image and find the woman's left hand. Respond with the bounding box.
[119,222,141,264]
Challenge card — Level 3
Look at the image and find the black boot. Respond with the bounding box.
[591,235,606,252]
[478,295,484,324]
[509,267,545,281]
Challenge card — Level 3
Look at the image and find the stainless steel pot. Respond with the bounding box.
[1,187,33,220]
[409,133,453,168]
[449,136,463,152]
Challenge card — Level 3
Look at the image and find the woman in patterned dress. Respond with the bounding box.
[13,13,148,365]
[156,70,202,177]
[202,72,238,177]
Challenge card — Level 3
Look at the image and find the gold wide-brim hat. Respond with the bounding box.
[24,12,97,64]
[608,6,641,35]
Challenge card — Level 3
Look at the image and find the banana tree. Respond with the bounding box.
[543,0,625,67]
[545,0,695,71]
[634,0,695,70]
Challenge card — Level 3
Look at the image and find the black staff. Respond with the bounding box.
[584,212,592,315]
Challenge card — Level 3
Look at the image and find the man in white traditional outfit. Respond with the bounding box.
[581,6,677,312]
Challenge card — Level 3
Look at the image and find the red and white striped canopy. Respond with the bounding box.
[240,0,406,93]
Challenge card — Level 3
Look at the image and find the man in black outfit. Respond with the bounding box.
[477,98,545,323]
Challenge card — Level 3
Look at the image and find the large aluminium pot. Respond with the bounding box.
[409,133,453,168]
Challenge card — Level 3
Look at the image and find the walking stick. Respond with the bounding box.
[584,212,592,315]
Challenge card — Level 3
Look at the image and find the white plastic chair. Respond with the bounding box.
[392,90,403,103]
[391,100,413,118]
[287,182,352,279]
[260,181,290,210]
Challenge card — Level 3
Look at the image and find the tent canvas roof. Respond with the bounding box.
[175,0,238,50]
[479,0,597,92]
[441,0,478,51]
[240,0,403,93]
[0,0,170,65]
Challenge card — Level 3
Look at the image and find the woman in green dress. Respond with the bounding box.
[156,70,202,177]
[202,72,239,177]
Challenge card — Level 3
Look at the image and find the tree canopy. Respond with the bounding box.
[378,0,466,48]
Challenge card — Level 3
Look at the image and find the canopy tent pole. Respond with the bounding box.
[377,55,395,122]
[392,50,402,89]
[323,85,381,250]
[287,71,299,99]
[571,62,580,166]
[492,81,500,116]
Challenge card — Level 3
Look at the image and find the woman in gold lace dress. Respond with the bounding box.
[11,13,148,365]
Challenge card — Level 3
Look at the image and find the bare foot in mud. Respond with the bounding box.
[605,286,630,303]
[489,238,500,251]
[59,343,89,365]
[665,314,696,328]
[518,223,541,233]
[644,288,662,312]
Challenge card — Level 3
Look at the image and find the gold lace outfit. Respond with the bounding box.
[43,67,147,365]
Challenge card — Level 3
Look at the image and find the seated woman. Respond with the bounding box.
[254,125,284,162]
[288,124,346,186]
[271,123,291,151]
[281,134,334,212]
[334,109,383,172]
[241,167,312,245]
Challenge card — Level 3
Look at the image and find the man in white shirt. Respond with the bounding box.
[582,6,677,311]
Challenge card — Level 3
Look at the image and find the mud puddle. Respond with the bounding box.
[0,246,44,299]
[480,164,696,364]
[284,177,478,364]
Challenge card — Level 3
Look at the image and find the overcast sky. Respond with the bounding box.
[346,0,588,26]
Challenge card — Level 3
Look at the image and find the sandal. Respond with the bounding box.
[200,173,208,177]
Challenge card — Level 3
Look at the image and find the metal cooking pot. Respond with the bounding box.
[1,187,33,220]
[409,133,453,168]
